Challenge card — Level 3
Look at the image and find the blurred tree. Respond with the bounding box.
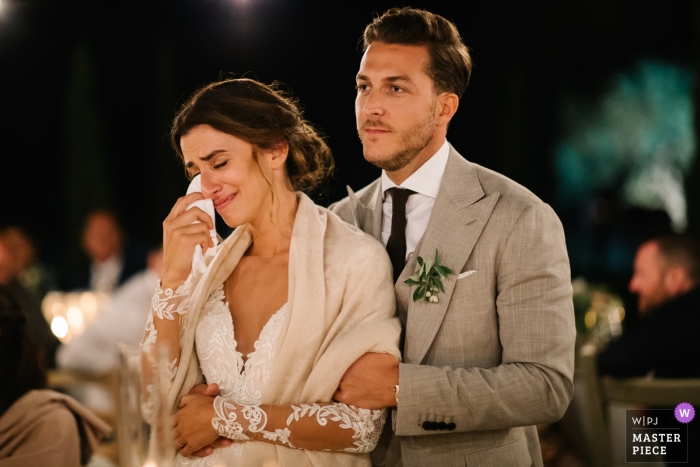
[556,61,695,232]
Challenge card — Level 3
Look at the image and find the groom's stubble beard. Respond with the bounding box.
[358,99,437,172]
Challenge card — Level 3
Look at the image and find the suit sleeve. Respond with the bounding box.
[395,202,576,435]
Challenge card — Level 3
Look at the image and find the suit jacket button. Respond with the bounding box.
[422,421,431,430]
[446,422,456,431]
[438,422,447,430]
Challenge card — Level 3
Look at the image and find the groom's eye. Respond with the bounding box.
[356,84,370,92]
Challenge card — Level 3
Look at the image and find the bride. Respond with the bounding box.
[142,78,400,466]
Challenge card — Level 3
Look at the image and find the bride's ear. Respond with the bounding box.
[266,140,290,170]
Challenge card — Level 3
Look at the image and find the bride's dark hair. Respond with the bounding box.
[171,78,333,194]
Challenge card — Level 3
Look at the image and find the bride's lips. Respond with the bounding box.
[214,193,236,209]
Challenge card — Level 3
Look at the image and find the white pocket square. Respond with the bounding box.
[458,270,476,279]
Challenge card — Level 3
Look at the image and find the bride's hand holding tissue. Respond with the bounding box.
[160,191,215,288]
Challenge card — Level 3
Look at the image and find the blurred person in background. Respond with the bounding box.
[0,238,11,285]
[66,210,146,293]
[598,234,700,377]
[0,226,56,303]
[57,247,163,375]
[0,285,111,467]
[0,232,60,368]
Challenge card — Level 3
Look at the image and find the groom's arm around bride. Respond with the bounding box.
[331,8,576,467]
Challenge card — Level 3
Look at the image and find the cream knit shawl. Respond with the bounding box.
[168,193,401,466]
[0,389,112,467]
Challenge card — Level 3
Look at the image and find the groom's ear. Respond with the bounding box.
[435,92,459,127]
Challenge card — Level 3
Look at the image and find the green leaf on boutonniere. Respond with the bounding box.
[413,284,426,302]
[405,249,453,303]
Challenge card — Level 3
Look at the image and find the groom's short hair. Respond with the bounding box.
[362,8,473,99]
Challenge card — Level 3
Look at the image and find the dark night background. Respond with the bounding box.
[1,0,699,316]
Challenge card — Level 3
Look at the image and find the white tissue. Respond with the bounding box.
[186,175,218,275]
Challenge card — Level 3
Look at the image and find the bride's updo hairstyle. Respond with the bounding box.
[171,78,333,193]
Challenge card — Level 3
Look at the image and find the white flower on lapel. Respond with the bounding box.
[404,249,453,303]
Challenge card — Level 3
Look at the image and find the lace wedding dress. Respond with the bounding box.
[142,281,386,467]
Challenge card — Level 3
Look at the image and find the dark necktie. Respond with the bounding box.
[386,187,415,283]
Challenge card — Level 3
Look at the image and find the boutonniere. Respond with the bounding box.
[404,250,453,303]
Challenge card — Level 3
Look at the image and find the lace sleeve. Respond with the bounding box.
[141,280,192,423]
[142,280,192,347]
[210,397,386,453]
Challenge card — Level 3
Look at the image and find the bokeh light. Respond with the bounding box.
[67,306,84,327]
[51,316,69,339]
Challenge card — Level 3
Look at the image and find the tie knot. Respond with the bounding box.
[388,188,415,214]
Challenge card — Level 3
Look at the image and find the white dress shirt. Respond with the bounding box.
[381,140,450,261]
[89,255,123,293]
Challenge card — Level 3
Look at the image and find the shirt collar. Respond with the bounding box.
[381,140,450,200]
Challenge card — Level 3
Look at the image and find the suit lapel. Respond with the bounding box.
[346,182,382,241]
[402,148,500,364]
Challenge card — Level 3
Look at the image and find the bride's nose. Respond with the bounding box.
[200,173,220,199]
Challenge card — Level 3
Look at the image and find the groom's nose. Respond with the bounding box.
[359,90,384,117]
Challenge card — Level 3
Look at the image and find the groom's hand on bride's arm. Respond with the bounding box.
[333,352,398,410]
[181,383,233,457]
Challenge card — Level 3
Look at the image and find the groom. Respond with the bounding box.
[331,8,576,467]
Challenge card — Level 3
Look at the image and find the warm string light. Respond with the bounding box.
[42,291,109,343]
[51,316,68,339]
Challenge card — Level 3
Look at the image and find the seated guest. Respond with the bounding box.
[0,238,12,285]
[0,235,59,368]
[57,247,162,375]
[0,285,111,467]
[67,210,145,293]
[0,226,56,304]
[598,234,700,377]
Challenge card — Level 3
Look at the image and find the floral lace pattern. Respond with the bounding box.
[174,287,287,466]
[153,281,192,320]
[211,397,248,440]
[141,281,193,424]
[287,404,386,453]
[145,281,386,466]
[194,286,287,403]
[142,280,192,350]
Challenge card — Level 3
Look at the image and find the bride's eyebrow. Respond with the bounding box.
[185,149,227,169]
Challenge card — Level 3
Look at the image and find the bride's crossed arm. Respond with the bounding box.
[173,384,391,457]
[143,279,391,458]
[143,268,394,458]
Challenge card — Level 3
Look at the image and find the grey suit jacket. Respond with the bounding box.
[329,147,576,467]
